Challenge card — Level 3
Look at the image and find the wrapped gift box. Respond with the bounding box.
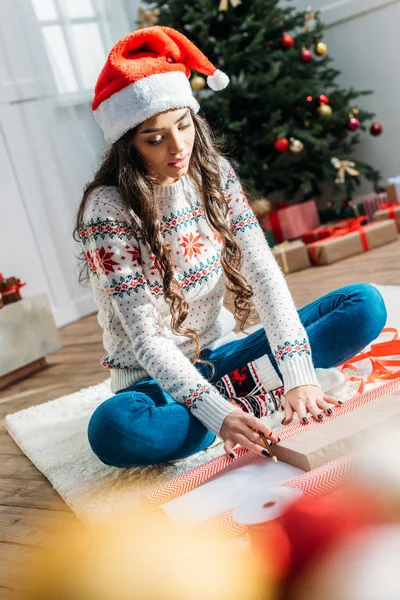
[269,200,320,243]
[0,294,61,380]
[259,215,276,247]
[272,240,311,274]
[352,192,388,222]
[308,220,398,266]
[385,176,400,203]
[274,393,400,471]
[374,203,400,231]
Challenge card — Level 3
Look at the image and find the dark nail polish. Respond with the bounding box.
[281,418,286,424]
[338,401,343,405]
[277,437,281,443]
[229,453,235,459]
[327,408,333,415]
[317,414,323,420]
[262,450,270,458]
[302,417,308,423]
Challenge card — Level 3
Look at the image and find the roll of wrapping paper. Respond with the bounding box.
[273,241,290,274]
[308,218,370,265]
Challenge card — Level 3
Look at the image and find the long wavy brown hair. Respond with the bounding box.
[74,110,255,368]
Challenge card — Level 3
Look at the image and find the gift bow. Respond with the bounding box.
[218,0,241,11]
[1,279,26,295]
[331,157,360,184]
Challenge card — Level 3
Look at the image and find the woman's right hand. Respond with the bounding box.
[220,409,279,459]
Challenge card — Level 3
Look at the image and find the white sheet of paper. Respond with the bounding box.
[162,457,303,527]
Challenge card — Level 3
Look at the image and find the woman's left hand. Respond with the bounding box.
[282,385,341,425]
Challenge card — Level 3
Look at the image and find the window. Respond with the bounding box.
[32,0,111,95]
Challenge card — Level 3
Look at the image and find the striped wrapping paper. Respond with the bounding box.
[194,454,355,539]
[352,192,388,222]
[143,377,400,537]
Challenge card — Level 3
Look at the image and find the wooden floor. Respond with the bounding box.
[1,239,400,596]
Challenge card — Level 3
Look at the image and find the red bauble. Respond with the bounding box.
[281,33,295,49]
[274,138,290,153]
[370,122,383,136]
[300,49,313,62]
[318,94,329,105]
[347,117,360,131]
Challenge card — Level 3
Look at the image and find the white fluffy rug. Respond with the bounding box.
[5,284,399,521]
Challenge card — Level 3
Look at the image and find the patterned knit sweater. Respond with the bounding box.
[79,158,318,435]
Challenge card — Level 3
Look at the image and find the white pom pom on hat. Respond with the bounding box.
[92,26,230,144]
[207,69,230,91]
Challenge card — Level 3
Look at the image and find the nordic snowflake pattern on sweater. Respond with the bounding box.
[79,158,318,436]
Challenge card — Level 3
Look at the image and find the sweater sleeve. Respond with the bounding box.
[220,159,319,392]
[80,194,239,437]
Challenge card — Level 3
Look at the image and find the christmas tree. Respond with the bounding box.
[139,0,382,206]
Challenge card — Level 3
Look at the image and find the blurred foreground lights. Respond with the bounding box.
[22,507,268,600]
[295,524,400,600]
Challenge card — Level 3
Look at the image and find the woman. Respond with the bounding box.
[75,26,386,467]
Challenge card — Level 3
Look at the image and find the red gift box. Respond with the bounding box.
[269,200,320,243]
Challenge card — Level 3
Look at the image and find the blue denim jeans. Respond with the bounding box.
[88,284,386,467]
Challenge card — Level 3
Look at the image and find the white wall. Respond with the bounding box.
[0,0,130,327]
[294,0,400,189]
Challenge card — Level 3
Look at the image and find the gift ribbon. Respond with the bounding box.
[341,327,400,393]
[309,218,369,265]
[380,203,399,224]
[273,241,290,274]
[1,280,26,296]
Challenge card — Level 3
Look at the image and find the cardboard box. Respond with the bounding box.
[308,220,398,266]
[384,182,400,204]
[274,393,400,471]
[273,240,311,274]
[374,203,400,231]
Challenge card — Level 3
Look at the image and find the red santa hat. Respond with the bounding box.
[92,26,229,144]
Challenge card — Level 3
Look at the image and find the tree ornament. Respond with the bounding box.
[250,197,271,219]
[304,7,317,32]
[274,138,290,152]
[300,48,313,62]
[315,41,328,56]
[190,75,206,91]
[370,122,383,136]
[347,117,360,131]
[281,33,295,49]
[289,138,304,153]
[218,0,241,11]
[137,7,160,29]
[318,94,329,105]
[331,157,360,184]
[317,104,333,116]
[306,95,313,102]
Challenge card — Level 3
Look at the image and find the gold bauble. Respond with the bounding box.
[289,138,304,153]
[315,41,328,56]
[190,75,206,91]
[250,197,271,219]
[317,103,333,116]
